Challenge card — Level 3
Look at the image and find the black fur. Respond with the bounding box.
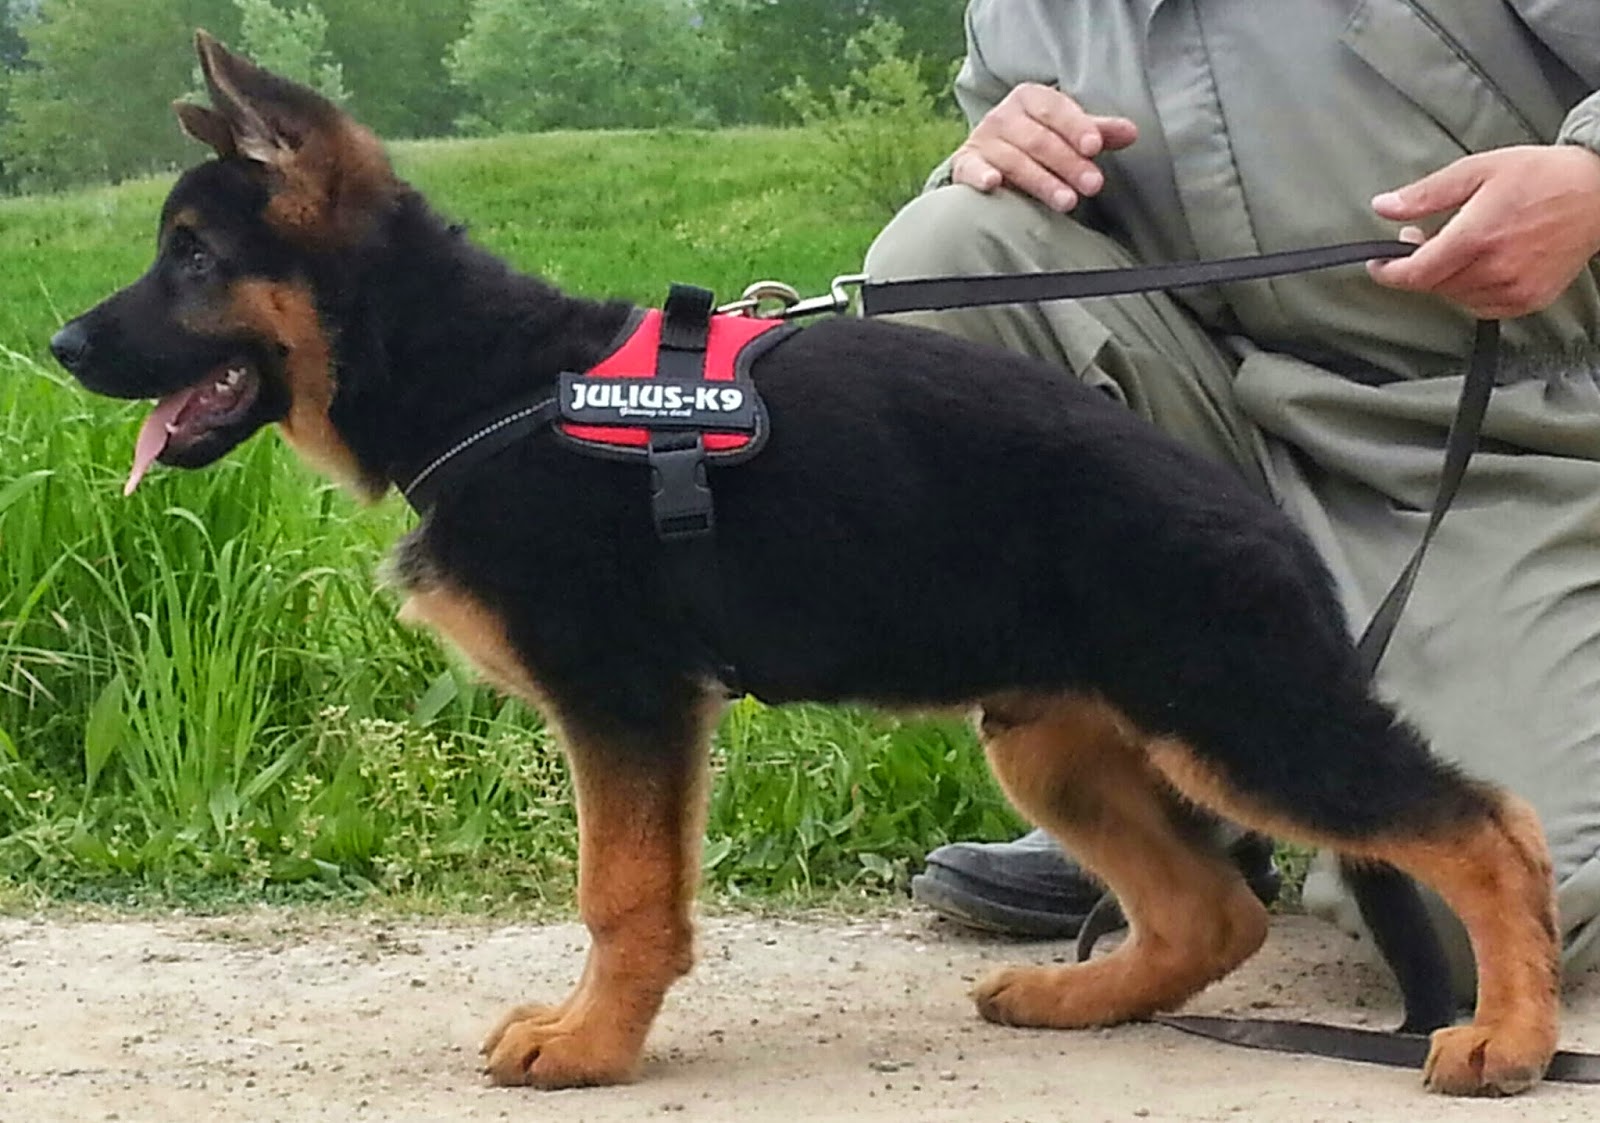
[1344,859,1460,1033]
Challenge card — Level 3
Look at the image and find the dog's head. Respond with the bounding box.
[50,31,397,495]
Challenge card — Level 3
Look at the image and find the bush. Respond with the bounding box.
[446,0,720,135]
[781,18,962,217]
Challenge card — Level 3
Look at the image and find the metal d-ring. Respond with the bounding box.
[718,280,802,318]
[718,274,868,320]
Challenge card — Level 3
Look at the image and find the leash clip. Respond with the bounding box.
[718,273,867,320]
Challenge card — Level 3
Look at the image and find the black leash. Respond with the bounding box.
[1352,316,1499,675]
[1152,1015,1600,1084]
[862,242,1600,1084]
[859,240,1423,315]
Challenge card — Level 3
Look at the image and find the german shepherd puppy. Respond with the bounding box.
[50,34,1559,1096]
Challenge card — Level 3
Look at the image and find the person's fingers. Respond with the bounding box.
[1372,156,1489,222]
[970,136,1080,210]
[956,84,1137,206]
[950,147,1003,192]
[1088,115,1139,152]
[1367,221,1481,292]
[1370,146,1600,317]
[1001,111,1108,195]
[1013,86,1139,160]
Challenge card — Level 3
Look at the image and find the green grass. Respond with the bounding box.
[0,120,1019,909]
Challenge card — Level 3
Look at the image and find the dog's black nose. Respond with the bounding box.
[50,321,90,371]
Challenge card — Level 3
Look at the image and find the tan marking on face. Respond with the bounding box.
[163,207,203,240]
[192,32,396,248]
[221,278,371,494]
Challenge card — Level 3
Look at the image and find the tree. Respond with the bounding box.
[230,0,345,102]
[446,0,720,134]
[2,0,238,191]
[1,3,28,70]
[0,2,40,186]
[701,0,966,123]
[781,19,962,216]
[319,0,469,139]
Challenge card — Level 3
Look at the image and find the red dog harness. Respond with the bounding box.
[559,304,783,456]
[399,285,795,529]
[554,285,794,540]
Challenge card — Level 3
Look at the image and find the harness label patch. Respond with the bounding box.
[558,373,757,431]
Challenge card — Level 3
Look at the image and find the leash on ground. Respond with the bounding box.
[738,245,1600,1083]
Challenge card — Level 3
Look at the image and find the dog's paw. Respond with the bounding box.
[973,964,1127,1028]
[480,1009,640,1089]
[480,1001,568,1055]
[1423,1023,1554,1096]
[975,965,1054,1026]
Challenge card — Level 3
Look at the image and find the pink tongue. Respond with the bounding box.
[125,389,200,496]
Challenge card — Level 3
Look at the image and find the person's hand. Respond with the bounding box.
[1368,145,1600,319]
[951,82,1137,213]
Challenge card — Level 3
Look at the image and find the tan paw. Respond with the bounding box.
[480,1001,569,1056]
[973,964,1130,1029]
[1423,1023,1554,1096]
[481,1012,640,1089]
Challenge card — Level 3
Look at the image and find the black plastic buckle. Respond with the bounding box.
[648,433,713,541]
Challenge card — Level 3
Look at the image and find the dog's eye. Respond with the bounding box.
[167,229,217,279]
[182,244,215,277]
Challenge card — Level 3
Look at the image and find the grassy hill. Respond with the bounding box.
[0,123,1019,908]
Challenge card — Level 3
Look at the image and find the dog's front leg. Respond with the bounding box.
[482,700,716,1088]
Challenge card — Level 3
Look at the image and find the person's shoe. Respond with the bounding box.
[910,827,1281,939]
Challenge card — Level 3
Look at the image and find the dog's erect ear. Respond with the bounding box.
[178,29,396,247]
[174,101,239,159]
[192,29,325,165]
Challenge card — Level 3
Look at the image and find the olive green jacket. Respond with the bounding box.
[941,0,1600,378]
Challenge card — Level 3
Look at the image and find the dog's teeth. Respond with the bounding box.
[224,367,245,387]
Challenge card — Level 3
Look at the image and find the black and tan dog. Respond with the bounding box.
[50,34,1559,1096]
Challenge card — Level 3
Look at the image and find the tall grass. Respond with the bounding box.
[0,123,1012,907]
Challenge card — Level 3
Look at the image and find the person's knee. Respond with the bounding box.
[867,185,1130,283]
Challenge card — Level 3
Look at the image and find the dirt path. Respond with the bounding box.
[1,909,1595,1122]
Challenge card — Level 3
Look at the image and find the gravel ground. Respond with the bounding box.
[1,909,1596,1122]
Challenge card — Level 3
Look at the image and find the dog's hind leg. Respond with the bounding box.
[973,692,1269,1028]
[1147,705,1558,1096]
[479,695,718,1087]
